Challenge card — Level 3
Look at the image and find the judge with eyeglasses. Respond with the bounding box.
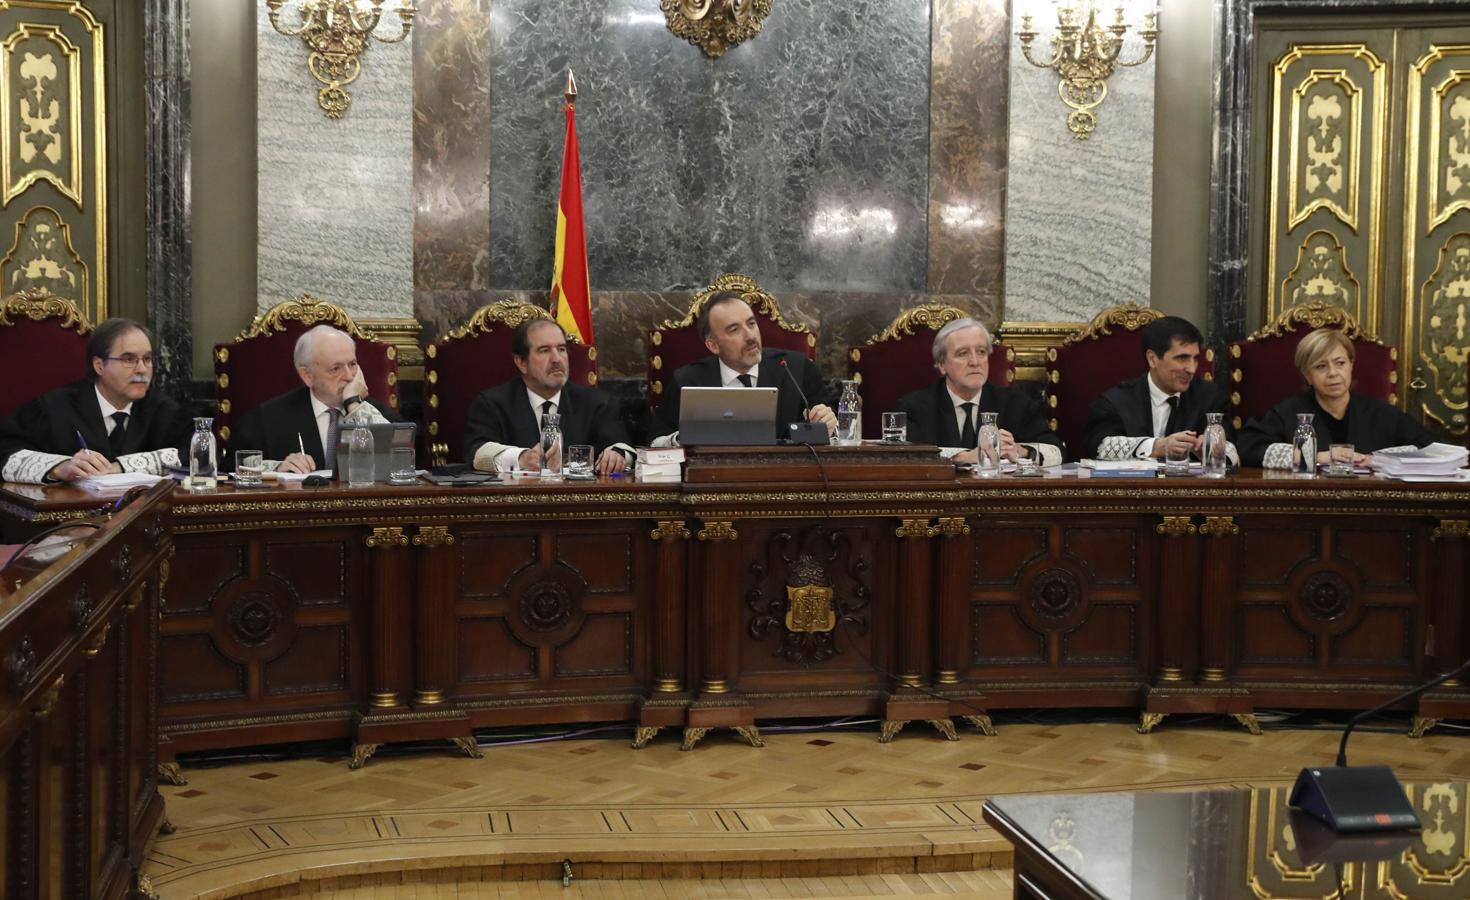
[0,317,192,483]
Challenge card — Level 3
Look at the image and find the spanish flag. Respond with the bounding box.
[551,69,593,346]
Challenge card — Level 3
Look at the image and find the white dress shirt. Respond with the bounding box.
[488,387,565,473]
[96,387,134,436]
[1135,376,1180,459]
[938,384,1062,467]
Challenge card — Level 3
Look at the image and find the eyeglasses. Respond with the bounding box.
[103,354,155,369]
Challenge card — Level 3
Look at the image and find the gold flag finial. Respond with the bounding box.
[564,69,578,103]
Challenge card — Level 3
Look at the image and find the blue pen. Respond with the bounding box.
[75,429,88,451]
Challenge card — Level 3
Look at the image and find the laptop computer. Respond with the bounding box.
[333,422,417,482]
[678,386,779,445]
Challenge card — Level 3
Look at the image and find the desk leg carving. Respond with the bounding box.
[349,742,381,769]
[134,873,161,900]
[632,726,660,749]
[962,714,997,736]
[927,718,960,741]
[157,761,187,786]
[1410,716,1442,739]
[1138,712,1167,734]
[879,720,906,742]
[733,725,765,748]
[158,816,176,835]
[450,736,483,759]
[680,727,710,751]
[1231,713,1262,736]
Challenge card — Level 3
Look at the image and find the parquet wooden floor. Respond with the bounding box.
[143,718,1470,899]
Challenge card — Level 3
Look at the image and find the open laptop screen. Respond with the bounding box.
[678,386,779,446]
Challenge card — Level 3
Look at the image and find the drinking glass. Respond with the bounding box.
[1328,443,1356,477]
[565,444,595,479]
[234,450,264,487]
[1164,440,1192,476]
[387,446,417,485]
[881,412,907,443]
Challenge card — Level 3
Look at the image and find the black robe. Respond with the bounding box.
[0,379,192,475]
[230,386,396,470]
[1082,375,1232,459]
[896,378,1063,456]
[651,348,833,441]
[463,379,631,465]
[1238,391,1437,467]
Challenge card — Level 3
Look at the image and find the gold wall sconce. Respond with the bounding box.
[265,0,416,119]
[1018,3,1159,140]
[661,0,774,59]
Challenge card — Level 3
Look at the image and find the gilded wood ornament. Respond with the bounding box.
[1016,4,1159,140]
[1245,298,1374,342]
[1154,516,1196,536]
[442,299,587,345]
[364,526,408,548]
[1058,302,1162,346]
[660,0,773,60]
[696,520,738,541]
[0,286,87,330]
[865,304,969,344]
[649,520,691,541]
[264,0,415,119]
[235,294,372,341]
[654,272,811,338]
[1,205,86,303]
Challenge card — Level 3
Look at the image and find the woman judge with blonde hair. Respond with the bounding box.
[1238,327,1436,469]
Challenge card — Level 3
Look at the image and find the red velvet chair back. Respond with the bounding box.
[847,306,1015,439]
[1044,303,1217,457]
[0,290,91,418]
[424,301,598,465]
[214,296,400,450]
[647,273,817,411]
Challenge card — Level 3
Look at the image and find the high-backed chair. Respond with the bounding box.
[0,289,91,418]
[1227,301,1397,431]
[1043,303,1217,457]
[647,273,816,411]
[847,305,1016,439]
[423,300,599,465]
[213,295,401,449]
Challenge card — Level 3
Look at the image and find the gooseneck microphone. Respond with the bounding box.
[777,357,810,416]
[1291,655,1470,832]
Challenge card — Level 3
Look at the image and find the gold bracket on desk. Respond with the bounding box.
[365,526,408,548]
[413,525,455,546]
[879,718,959,742]
[680,724,764,751]
[157,762,188,786]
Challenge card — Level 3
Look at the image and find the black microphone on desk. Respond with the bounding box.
[1291,656,1470,832]
[777,358,829,446]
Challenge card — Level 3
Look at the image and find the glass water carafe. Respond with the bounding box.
[1292,413,1317,477]
[188,417,217,491]
[1201,412,1228,478]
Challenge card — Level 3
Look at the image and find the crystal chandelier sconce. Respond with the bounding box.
[265,0,416,119]
[1018,3,1159,140]
[661,0,774,59]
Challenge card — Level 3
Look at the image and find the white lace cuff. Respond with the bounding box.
[1096,436,1149,460]
[1262,442,1295,470]
[2,449,71,484]
[118,448,179,475]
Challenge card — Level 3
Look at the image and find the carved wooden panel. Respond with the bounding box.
[0,1,107,320]
[162,543,243,614]
[158,634,246,703]
[555,532,633,594]
[262,625,349,696]
[737,524,877,680]
[458,534,537,597]
[264,541,347,607]
[552,613,633,677]
[1238,528,1319,588]
[1336,527,1415,588]
[967,520,1147,675]
[456,618,536,682]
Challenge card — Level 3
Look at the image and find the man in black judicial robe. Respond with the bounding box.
[464,318,633,474]
[0,318,191,483]
[1082,315,1238,463]
[649,291,836,444]
[231,325,394,472]
[896,318,1063,465]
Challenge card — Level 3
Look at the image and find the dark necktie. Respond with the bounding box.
[1164,395,1181,436]
[539,399,554,430]
[960,402,977,449]
[323,408,340,468]
[736,373,753,387]
[110,411,129,455]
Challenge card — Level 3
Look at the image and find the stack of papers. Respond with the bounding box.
[636,446,683,480]
[76,472,165,494]
[1079,459,1161,477]
[1373,443,1470,480]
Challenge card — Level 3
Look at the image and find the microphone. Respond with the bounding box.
[777,358,828,446]
[1290,655,1470,831]
[777,357,810,415]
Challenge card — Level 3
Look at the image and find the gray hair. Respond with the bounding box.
[293,324,353,369]
[932,318,991,365]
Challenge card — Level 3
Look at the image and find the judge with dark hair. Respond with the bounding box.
[1082,315,1237,463]
[0,317,191,483]
[649,291,836,444]
[464,317,633,474]
[896,318,1062,465]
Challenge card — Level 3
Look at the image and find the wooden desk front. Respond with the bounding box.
[3,467,1467,763]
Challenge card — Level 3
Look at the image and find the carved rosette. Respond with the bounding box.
[660,0,774,59]
[227,592,282,648]
[1029,568,1082,621]
[1298,571,1352,622]
[520,581,574,632]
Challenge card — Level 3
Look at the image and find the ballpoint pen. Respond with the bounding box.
[76,429,88,450]
[297,433,305,456]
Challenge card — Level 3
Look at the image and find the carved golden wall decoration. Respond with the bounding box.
[0,22,79,207]
[1267,44,1386,330]
[1406,45,1470,437]
[1016,3,1159,140]
[1414,232,1470,419]
[265,0,416,119]
[660,0,773,60]
[1279,229,1360,313]
[0,204,84,302]
[1288,70,1360,230]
